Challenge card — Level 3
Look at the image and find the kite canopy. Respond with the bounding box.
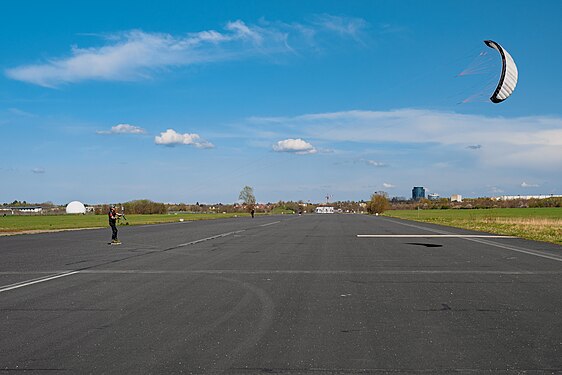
[484,40,518,103]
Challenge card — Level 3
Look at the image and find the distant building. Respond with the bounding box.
[315,206,334,214]
[412,187,425,201]
[492,194,562,201]
[451,194,463,202]
[428,193,440,200]
[4,206,43,214]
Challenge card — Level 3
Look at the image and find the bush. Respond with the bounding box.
[367,194,389,215]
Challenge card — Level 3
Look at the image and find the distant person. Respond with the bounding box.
[251,208,255,218]
[108,205,122,244]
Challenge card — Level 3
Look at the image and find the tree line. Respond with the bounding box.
[390,196,562,210]
[95,200,167,215]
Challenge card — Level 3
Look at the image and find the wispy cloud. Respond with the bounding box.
[467,144,481,150]
[32,168,45,174]
[383,182,395,188]
[311,14,368,39]
[377,23,408,35]
[248,109,562,170]
[273,138,317,154]
[154,129,214,148]
[6,16,368,87]
[363,159,387,167]
[8,108,37,117]
[521,181,539,188]
[0,167,18,172]
[489,186,505,194]
[96,123,146,135]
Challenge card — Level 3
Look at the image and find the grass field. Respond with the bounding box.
[384,207,562,245]
[0,213,250,234]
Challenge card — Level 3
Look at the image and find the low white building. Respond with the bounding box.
[493,194,562,201]
[315,206,334,214]
[3,206,43,214]
[451,194,463,203]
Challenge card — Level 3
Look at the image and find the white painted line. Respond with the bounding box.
[378,216,562,262]
[357,234,516,238]
[464,237,562,263]
[0,230,249,293]
[0,271,80,294]
[175,230,246,248]
[0,271,70,275]
[78,269,562,275]
[260,221,281,227]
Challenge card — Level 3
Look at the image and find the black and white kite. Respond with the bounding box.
[484,40,518,103]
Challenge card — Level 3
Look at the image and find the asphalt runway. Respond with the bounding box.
[1,214,561,374]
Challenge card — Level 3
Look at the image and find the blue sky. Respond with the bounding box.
[1,0,561,204]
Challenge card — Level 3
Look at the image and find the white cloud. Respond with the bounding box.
[364,160,387,167]
[97,123,146,135]
[383,182,395,188]
[225,20,264,44]
[248,109,562,170]
[489,186,504,193]
[521,181,539,188]
[155,129,214,148]
[32,168,45,174]
[273,138,317,154]
[312,14,368,39]
[6,16,368,87]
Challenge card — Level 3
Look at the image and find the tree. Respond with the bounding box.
[239,186,256,210]
[367,193,389,215]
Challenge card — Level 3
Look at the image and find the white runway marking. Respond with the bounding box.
[175,230,246,248]
[3,270,561,278]
[377,217,562,262]
[259,221,281,227]
[0,271,69,275]
[357,234,516,238]
[78,269,562,275]
[0,271,79,294]
[0,229,249,293]
[464,237,562,263]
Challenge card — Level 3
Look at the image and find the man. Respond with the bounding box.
[108,205,122,244]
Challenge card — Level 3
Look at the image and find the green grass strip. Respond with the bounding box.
[0,213,251,233]
[384,208,562,245]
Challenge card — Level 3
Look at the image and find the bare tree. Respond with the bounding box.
[239,186,256,210]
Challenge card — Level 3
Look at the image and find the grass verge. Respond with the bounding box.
[384,208,562,245]
[0,213,250,234]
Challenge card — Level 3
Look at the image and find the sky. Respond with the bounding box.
[1,0,561,204]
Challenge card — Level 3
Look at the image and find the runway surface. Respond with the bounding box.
[1,214,561,374]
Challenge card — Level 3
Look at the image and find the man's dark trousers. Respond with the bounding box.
[110,222,118,241]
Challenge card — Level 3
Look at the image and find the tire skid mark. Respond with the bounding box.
[209,276,275,373]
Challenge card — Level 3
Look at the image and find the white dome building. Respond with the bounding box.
[66,201,86,214]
